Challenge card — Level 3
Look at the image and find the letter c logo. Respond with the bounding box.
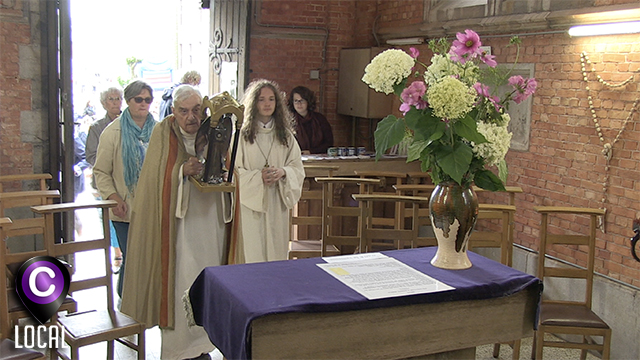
[29,267,56,298]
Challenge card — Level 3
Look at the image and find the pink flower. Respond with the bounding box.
[449,29,482,64]
[400,81,428,115]
[473,83,491,98]
[509,76,538,104]
[479,51,497,67]
[473,83,501,111]
[409,47,420,59]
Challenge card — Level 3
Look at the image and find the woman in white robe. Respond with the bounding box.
[122,85,231,360]
[237,79,305,262]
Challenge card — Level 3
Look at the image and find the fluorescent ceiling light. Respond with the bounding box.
[386,37,424,46]
[568,21,640,36]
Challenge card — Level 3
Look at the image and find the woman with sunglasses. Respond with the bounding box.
[94,80,157,300]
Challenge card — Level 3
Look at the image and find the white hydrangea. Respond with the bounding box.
[497,112,511,127]
[426,76,476,120]
[362,49,414,94]
[471,122,512,166]
[424,54,479,87]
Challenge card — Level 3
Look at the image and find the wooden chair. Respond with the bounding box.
[288,165,341,259]
[393,185,524,252]
[0,190,60,243]
[532,206,611,360]
[405,171,434,185]
[31,200,145,360]
[467,204,521,359]
[1,210,77,342]
[0,174,51,193]
[1,217,46,340]
[0,338,46,360]
[315,177,381,256]
[0,173,58,242]
[469,204,516,267]
[353,194,429,253]
[354,171,407,229]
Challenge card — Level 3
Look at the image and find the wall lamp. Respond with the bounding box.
[568,21,640,36]
[386,37,424,46]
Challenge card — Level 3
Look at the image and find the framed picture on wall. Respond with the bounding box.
[496,63,535,151]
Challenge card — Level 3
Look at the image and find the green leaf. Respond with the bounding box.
[434,141,473,184]
[404,108,423,131]
[452,115,487,144]
[393,78,408,97]
[374,115,406,160]
[407,140,429,162]
[411,111,446,142]
[497,159,508,183]
[474,169,506,191]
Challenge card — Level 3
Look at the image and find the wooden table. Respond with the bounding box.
[302,155,422,177]
[189,247,541,359]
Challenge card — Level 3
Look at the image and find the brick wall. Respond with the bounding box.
[0,0,36,185]
[502,33,640,287]
[250,0,640,287]
[250,0,379,148]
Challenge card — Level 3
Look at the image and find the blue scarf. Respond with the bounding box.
[120,108,156,193]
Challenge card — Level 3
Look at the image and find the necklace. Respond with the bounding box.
[256,135,275,168]
[580,51,639,232]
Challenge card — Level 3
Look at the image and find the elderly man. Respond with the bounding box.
[122,85,232,360]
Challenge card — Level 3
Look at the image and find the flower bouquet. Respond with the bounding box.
[362,29,537,191]
[362,30,537,268]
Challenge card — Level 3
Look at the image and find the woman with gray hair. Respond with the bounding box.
[86,85,123,273]
[122,85,232,360]
[93,80,157,299]
[86,86,123,165]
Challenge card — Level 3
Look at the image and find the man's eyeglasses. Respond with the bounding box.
[133,97,153,104]
[107,97,122,102]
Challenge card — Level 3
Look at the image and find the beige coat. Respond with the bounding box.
[93,118,134,222]
[121,116,192,329]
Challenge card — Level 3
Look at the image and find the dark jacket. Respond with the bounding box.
[158,84,178,120]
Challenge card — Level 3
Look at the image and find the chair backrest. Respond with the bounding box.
[0,217,49,339]
[0,174,52,193]
[315,177,380,256]
[0,191,60,243]
[393,184,523,252]
[353,194,429,252]
[534,206,605,309]
[405,172,434,184]
[291,165,340,241]
[354,171,408,228]
[468,204,516,266]
[31,200,117,313]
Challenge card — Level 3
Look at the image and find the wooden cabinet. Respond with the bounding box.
[337,47,393,119]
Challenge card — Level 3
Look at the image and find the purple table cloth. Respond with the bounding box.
[189,247,542,360]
